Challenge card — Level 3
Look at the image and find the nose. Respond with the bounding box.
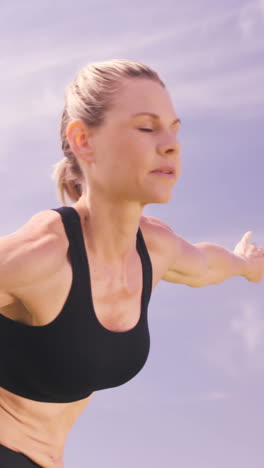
[159,140,181,156]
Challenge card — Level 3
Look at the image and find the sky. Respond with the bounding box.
[0,0,263,466]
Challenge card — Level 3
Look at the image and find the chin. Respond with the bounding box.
[156,195,173,204]
[143,192,173,205]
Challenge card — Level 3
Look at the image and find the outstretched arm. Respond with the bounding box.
[193,231,264,286]
[158,223,264,287]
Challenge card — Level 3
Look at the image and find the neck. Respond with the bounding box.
[72,192,144,267]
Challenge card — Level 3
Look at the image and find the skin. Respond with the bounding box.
[67,78,182,280]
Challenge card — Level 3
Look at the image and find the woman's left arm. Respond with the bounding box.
[193,232,263,286]
[158,223,264,287]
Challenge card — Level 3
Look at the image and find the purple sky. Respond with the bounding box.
[0,0,263,466]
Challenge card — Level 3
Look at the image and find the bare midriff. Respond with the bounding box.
[0,385,93,468]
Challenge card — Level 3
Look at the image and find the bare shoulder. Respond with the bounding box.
[139,215,181,285]
[140,216,178,262]
[0,210,67,306]
[7,209,67,261]
[140,215,177,250]
[141,215,207,286]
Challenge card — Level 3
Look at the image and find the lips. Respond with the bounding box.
[151,166,175,174]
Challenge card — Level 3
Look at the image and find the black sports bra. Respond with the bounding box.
[0,206,153,403]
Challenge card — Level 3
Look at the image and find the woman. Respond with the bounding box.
[0,58,261,468]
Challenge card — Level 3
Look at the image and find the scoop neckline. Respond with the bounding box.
[69,206,146,335]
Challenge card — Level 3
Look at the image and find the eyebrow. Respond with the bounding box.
[131,112,181,126]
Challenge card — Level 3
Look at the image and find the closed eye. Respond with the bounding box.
[138,128,153,132]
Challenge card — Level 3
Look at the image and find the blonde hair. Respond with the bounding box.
[51,58,165,205]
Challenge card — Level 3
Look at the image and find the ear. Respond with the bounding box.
[67,120,95,161]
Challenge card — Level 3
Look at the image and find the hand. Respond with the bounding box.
[233,232,264,283]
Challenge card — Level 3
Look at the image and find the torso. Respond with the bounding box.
[0,205,171,468]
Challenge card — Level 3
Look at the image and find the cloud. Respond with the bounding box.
[201,301,264,377]
[238,0,264,38]
[171,64,264,118]
[1,0,263,164]
[198,391,231,401]
[0,7,239,83]
[230,303,264,353]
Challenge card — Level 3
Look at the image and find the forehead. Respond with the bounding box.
[112,78,176,116]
